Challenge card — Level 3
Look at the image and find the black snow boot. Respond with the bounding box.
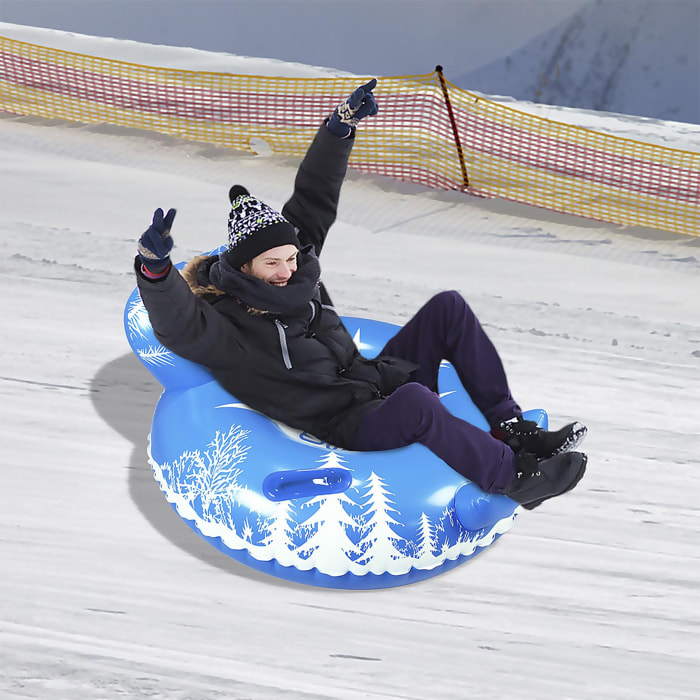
[504,451,587,510]
[492,417,587,460]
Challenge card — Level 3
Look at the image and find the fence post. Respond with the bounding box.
[435,65,470,190]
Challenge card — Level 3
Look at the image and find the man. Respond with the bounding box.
[135,79,588,510]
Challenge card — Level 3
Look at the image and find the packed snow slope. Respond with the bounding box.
[1,27,699,700]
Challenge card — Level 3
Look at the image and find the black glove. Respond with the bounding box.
[327,79,378,137]
[138,208,176,275]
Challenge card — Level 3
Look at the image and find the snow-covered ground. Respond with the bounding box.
[1,27,699,700]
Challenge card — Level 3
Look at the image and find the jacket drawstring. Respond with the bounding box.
[274,303,343,373]
[274,319,293,370]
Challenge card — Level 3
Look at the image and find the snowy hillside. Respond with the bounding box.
[2,20,700,152]
[1,0,697,123]
[0,0,592,77]
[457,0,700,123]
[1,26,699,700]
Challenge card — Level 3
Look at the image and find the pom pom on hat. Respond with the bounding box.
[229,184,250,202]
[225,185,299,268]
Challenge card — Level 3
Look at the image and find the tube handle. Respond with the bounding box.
[263,467,352,502]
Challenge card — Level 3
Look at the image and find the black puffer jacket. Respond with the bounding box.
[136,125,416,447]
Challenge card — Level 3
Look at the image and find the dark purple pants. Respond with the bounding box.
[352,291,522,493]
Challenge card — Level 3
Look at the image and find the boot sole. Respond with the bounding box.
[521,453,588,511]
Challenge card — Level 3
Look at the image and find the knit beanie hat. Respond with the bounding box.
[223,185,299,269]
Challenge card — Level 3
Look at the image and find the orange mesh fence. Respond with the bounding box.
[1,35,698,236]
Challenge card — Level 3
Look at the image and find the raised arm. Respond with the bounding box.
[134,209,243,367]
[282,79,378,257]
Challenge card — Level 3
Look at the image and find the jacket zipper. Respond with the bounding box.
[274,304,337,372]
[274,319,293,370]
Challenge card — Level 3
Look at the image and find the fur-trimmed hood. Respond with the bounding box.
[180,255,225,299]
[179,249,322,316]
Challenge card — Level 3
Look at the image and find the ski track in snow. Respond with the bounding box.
[1,109,699,700]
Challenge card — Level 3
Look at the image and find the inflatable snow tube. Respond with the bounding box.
[125,266,546,589]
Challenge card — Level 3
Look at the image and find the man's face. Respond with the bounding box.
[240,244,298,286]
